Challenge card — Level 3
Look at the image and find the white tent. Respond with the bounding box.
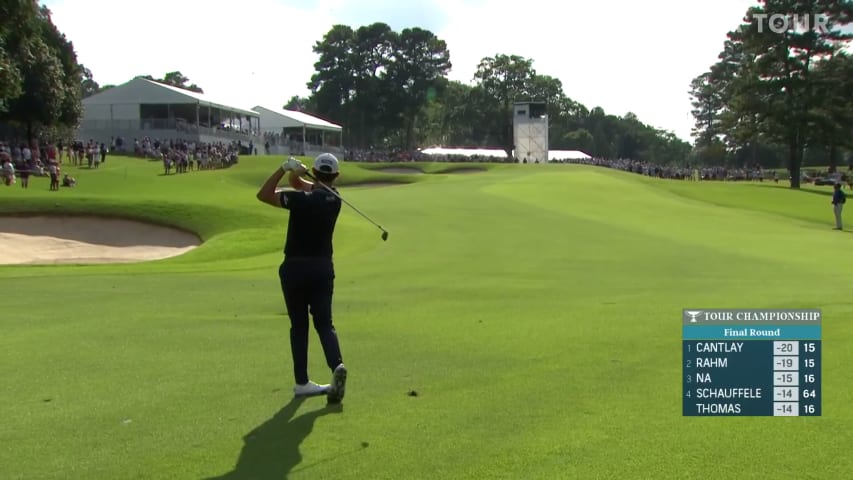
[84,77,260,118]
[419,147,592,162]
[549,150,591,161]
[252,106,342,133]
[78,77,261,145]
[252,106,343,157]
[419,147,509,158]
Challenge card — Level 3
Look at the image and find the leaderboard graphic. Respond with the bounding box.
[682,309,822,416]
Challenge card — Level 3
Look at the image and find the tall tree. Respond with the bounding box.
[689,70,725,146]
[284,95,312,111]
[349,23,397,147]
[716,29,764,163]
[811,52,853,171]
[689,0,853,177]
[733,1,851,187]
[0,3,84,142]
[473,54,537,157]
[385,27,451,149]
[38,5,83,129]
[133,72,204,93]
[3,37,65,141]
[81,66,100,98]
[308,25,358,141]
[418,79,477,146]
[160,71,203,93]
[562,128,594,152]
[0,0,41,114]
[0,39,22,113]
[308,23,452,149]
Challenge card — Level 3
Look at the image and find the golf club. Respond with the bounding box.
[305,171,389,241]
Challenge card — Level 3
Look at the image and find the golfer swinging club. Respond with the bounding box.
[256,153,347,403]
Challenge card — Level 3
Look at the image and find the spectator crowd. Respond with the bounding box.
[0,134,248,190]
[1,140,75,190]
[340,146,853,186]
[5,135,850,192]
[561,156,852,185]
[127,136,242,174]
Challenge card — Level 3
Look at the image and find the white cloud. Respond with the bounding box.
[45,0,760,144]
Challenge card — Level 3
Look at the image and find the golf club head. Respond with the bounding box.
[381,231,389,241]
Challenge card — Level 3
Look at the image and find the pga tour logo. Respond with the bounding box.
[753,13,830,34]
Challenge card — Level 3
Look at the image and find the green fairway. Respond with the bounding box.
[1,156,851,479]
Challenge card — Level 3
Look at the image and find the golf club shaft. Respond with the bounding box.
[305,172,387,234]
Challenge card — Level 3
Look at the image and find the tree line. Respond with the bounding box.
[286,22,692,165]
[0,0,83,142]
[689,0,853,188]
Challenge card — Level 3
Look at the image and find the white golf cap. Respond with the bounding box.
[313,153,339,174]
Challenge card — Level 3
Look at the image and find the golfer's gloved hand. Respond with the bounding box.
[281,157,306,172]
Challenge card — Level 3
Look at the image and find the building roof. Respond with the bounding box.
[252,106,342,132]
[83,78,259,117]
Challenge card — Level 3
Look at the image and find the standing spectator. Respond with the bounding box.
[87,140,96,168]
[17,156,30,188]
[832,182,846,230]
[22,143,31,164]
[46,143,57,164]
[1,152,14,186]
[49,161,60,191]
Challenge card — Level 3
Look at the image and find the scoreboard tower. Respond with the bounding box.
[513,102,548,164]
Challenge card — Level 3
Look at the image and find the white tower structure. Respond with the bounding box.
[513,102,548,163]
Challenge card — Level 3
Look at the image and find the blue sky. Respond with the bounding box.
[42,0,828,144]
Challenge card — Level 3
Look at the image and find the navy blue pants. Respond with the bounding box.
[279,258,343,385]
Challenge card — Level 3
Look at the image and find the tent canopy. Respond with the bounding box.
[549,150,591,161]
[83,77,259,118]
[419,147,508,158]
[252,106,342,132]
[419,147,592,161]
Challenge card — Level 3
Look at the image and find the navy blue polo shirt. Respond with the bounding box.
[279,187,341,258]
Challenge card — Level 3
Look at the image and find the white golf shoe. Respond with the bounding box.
[327,364,347,404]
[293,380,329,397]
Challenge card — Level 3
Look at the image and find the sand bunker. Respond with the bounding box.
[375,167,423,174]
[0,216,200,265]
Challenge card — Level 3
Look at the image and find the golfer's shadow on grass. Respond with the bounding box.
[205,396,343,480]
